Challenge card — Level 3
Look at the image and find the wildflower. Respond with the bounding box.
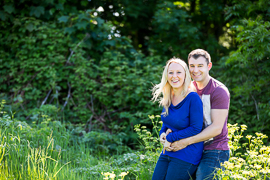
[254,164,262,170]
[261,134,268,139]
[109,173,116,179]
[119,171,129,180]
[148,115,155,119]
[237,158,245,163]
[231,174,244,179]
[240,124,247,131]
[255,132,263,136]
[141,126,147,129]
[223,161,234,169]
[260,169,270,174]
[139,155,145,160]
[242,170,250,175]
[246,135,252,139]
[248,151,258,156]
[120,172,129,176]
[230,157,238,161]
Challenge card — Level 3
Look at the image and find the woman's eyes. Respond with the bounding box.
[169,72,181,74]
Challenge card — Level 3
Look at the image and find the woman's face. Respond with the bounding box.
[167,63,186,89]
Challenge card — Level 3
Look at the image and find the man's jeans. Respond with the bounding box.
[152,154,198,180]
[195,150,230,180]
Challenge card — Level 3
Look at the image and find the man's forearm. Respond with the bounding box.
[186,124,222,145]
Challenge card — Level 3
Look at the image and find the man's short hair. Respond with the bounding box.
[188,49,211,64]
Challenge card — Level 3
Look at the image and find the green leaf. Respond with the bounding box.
[3,5,15,14]
[0,11,6,21]
[64,27,75,34]
[104,40,116,46]
[96,17,104,25]
[26,23,34,32]
[81,0,88,6]
[17,96,23,103]
[30,6,45,18]
[58,16,69,23]
[49,8,56,15]
[55,3,64,11]
[75,21,88,29]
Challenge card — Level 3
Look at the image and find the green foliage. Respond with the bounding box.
[0,103,160,179]
[134,115,162,152]
[219,0,270,137]
[0,8,163,145]
[216,123,270,179]
[148,0,230,60]
[1,0,270,146]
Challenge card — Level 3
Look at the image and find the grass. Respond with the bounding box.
[1,99,269,180]
[0,100,158,179]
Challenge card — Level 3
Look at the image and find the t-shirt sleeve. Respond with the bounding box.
[211,86,230,109]
[166,94,204,142]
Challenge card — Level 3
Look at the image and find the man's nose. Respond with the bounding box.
[193,67,199,72]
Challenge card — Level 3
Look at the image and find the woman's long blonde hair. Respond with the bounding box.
[152,58,192,116]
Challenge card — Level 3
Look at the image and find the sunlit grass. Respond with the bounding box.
[1,97,269,180]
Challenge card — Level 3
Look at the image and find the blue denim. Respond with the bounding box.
[152,155,198,180]
[195,150,230,180]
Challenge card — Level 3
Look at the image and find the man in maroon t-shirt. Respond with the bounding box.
[167,49,230,180]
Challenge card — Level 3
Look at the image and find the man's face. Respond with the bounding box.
[188,56,212,82]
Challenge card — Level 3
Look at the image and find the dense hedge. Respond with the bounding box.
[0,0,270,146]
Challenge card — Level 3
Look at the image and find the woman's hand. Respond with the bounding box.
[166,128,172,135]
[160,132,166,144]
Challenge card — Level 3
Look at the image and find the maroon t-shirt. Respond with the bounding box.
[193,77,230,150]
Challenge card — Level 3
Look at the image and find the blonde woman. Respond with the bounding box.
[152,58,203,180]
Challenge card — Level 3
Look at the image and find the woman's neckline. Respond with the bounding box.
[171,91,194,107]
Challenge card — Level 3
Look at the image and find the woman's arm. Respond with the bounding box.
[159,123,168,136]
[166,95,203,143]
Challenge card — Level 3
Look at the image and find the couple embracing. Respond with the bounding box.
[151,49,230,180]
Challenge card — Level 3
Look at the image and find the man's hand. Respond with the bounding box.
[170,138,190,152]
[160,132,166,145]
[164,140,171,151]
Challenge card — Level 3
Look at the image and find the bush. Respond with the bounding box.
[216,123,270,179]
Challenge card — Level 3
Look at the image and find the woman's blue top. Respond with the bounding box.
[160,92,204,165]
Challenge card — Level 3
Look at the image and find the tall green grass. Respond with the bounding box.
[0,100,157,179]
[3,99,268,180]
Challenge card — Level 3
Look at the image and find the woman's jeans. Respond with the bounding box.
[152,155,198,180]
[195,150,230,180]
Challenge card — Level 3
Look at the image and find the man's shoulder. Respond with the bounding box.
[210,77,230,95]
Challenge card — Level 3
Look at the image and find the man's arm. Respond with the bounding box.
[169,109,228,151]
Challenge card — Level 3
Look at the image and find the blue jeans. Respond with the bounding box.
[152,155,198,180]
[195,150,230,180]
